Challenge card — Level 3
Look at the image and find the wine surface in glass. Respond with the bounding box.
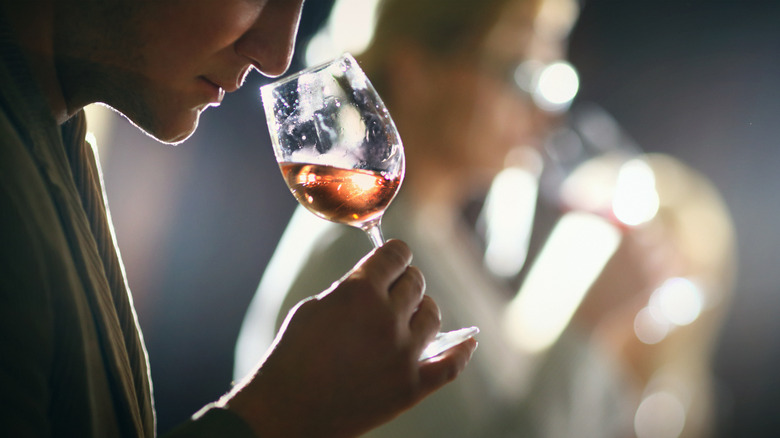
[280,162,401,228]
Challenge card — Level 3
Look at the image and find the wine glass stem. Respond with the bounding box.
[363,221,386,248]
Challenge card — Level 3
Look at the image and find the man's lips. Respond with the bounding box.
[200,77,226,105]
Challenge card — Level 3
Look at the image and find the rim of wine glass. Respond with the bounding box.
[259,50,405,175]
[260,52,359,92]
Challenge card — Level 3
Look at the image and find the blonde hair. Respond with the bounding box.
[359,0,542,93]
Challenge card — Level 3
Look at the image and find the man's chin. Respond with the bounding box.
[155,126,197,145]
[123,108,201,145]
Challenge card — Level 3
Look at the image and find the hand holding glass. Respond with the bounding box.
[261,54,478,360]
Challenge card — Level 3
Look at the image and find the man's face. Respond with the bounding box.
[65,0,304,143]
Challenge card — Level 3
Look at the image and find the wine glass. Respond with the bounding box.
[261,53,478,360]
[504,103,661,353]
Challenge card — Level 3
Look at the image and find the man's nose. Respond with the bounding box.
[235,0,304,78]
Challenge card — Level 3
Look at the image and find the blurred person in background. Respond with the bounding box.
[0,0,475,436]
[235,0,737,436]
[517,104,737,437]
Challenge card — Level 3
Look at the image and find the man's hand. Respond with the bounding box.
[224,240,477,437]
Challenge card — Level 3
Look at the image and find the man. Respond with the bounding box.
[0,0,476,436]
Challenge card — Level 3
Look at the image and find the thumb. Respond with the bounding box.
[416,338,477,398]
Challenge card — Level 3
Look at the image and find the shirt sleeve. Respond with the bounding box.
[162,404,257,438]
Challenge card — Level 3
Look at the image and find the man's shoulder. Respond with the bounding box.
[0,103,71,276]
[0,104,56,216]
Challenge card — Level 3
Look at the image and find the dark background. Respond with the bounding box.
[98,0,780,435]
[569,2,780,436]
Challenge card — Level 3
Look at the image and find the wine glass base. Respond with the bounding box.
[419,326,480,361]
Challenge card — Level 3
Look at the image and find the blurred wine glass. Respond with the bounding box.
[504,103,661,353]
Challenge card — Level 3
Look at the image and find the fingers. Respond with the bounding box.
[388,265,425,318]
[355,239,413,292]
[409,295,441,348]
[417,338,477,398]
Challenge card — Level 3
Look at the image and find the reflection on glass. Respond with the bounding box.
[513,60,579,113]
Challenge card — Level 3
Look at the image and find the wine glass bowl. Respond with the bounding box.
[262,53,404,248]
